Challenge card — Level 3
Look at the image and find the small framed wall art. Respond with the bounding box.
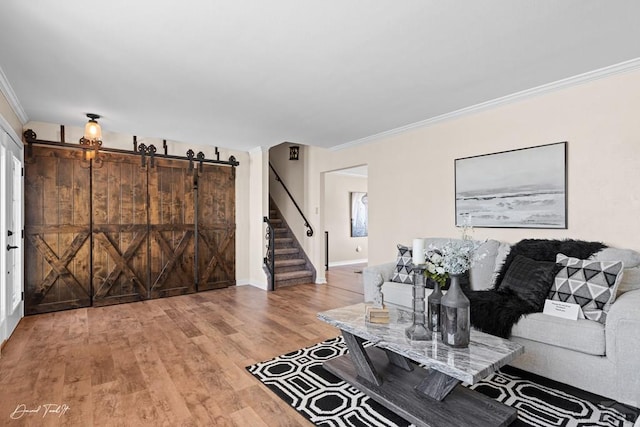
[350,192,368,237]
[455,142,567,229]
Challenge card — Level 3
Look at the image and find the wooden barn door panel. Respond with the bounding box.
[92,153,149,306]
[148,158,196,298]
[197,164,235,291]
[24,147,91,314]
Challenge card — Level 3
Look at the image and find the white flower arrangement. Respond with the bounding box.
[440,240,481,275]
[425,249,448,286]
[440,225,486,275]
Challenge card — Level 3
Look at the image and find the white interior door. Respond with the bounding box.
[0,129,23,348]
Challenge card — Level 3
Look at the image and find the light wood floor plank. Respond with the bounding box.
[0,266,364,425]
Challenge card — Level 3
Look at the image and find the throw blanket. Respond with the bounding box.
[468,239,606,338]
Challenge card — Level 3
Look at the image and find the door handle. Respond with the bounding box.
[6,245,19,251]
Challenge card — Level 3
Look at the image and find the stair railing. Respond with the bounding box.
[269,162,314,237]
[263,216,275,291]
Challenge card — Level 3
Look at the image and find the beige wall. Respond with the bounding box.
[324,172,368,265]
[304,68,640,275]
[23,121,258,286]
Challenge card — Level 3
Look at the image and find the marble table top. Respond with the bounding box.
[317,303,524,384]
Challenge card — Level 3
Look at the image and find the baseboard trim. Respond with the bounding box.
[328,259,368,267]
[236,279,268,290]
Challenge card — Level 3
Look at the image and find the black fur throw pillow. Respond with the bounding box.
[493,239,606,289]
[468,288,533,338]
[499,255,563,311]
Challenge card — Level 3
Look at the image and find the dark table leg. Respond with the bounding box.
[385,349,413,371]
[341,331,382,386]
[415,369,460,401]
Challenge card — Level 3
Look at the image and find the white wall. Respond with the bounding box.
[269,142,310,245]
[302,67,640,275]
[246,146,269,289]
[324,172,368,265]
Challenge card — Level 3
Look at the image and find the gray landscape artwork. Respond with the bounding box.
[455,142,566,228]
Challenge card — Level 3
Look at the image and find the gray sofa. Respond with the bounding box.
[363,238,640,408]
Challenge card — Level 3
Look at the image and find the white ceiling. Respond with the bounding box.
[1,1,640,152]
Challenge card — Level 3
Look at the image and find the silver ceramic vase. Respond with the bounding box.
[427,279,442,333]
[440,273,470,348]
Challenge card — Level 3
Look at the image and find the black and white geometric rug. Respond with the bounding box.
[246,337,638,427]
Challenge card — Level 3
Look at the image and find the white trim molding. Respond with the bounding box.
[0,66,28,125]
[0,115,23,148]
[328,259,368,268]
[332,57,640,152]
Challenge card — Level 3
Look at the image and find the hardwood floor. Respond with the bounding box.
[0,279,364,426]
[325,263,366,295]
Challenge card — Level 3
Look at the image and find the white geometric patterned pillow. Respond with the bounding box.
[390,244,414,284]
[548,254,624,323]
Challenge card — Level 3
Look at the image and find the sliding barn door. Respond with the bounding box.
[148,158,196,298]
[24,147,91,314]
[92,153,149,306]
[197,164,235,291]
[24,146,237,313]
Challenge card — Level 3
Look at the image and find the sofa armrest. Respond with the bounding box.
[605,289,640,406]
[363,262,396,303]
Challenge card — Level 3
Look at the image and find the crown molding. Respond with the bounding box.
[331,57,640,152]
[0,65,28,125]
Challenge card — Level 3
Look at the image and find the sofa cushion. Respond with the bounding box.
[390,244,413,284]
[549,254,624,324]
[499,255,562,311]
[381,281,435,309]
[511,313,606,356]
[469,239,502,291]
[617,266,640,295]
[591,247,640,295]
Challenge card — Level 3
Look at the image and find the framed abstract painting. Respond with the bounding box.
[455,142,567,228]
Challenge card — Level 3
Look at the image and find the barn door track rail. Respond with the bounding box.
[23,127,239,167]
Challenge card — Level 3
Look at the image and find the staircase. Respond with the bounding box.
[268,201,316,288]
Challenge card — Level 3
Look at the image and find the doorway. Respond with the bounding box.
[323,165,368,294]
[0,128,23,348]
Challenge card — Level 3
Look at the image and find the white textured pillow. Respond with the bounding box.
[591,247,640,295]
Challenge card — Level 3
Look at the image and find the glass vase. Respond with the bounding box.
[440,273,470,348]
[427,279,442,333]
[405,265,431,341]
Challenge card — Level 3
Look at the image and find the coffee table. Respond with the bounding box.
[317,303,524,427]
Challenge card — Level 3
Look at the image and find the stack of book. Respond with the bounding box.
[365,305,390,324]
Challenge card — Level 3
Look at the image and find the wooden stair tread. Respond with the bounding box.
[276,259,306,267]
[274,248,298,255]
[275,270,314,280]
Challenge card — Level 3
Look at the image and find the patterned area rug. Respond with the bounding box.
[246,337,638,427]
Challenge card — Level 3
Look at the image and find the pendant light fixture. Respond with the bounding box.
[79,113,102,160]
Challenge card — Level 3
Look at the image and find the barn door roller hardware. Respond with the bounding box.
[23,129,240,168]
